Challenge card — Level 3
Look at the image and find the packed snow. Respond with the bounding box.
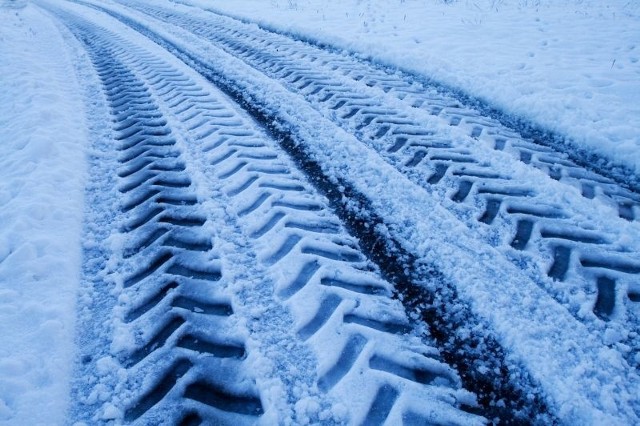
[182,0,640,176]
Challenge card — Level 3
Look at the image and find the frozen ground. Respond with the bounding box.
[182,0,640,175]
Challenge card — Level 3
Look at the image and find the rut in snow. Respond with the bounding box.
[51,4,494,424]
[122,1,640,359]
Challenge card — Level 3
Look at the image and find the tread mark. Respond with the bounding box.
[271,200,323,211]
[510,220,534,250]
[156,194,198,206]
[582,183,595,199]
[259,182,305,192]
[183,381,264,416]
[594,277,616,320]
[506,205,564,219]
[119,171,157,193]
[165,263,222,281]
[388,137,407,153]
[218,161,247,179]
[124,358,193,422]
[128,316,185,367]
[320,277,390,296]
[428,163,449,185]
[125,280,179,323]
[266,234,303,265]
[124,206,164,231]
[153,176,192,188]
[171,296,233,315]
[540,230,606,245]
[520,151,532,164]
[580,257,640,274]
[547,246,571,281]
[284,220,340,234]
[176,334,245,358]
[451,181,473,202]
[178,412,202,426]
[118,158,154,178]
[479,199,501,224]
[237,191,271,216]
[158,215,207,227]
[361,384,399,426]
[125,251,173,288]
[124,227,169,258]
[301,246,362,262]
[619,202,635,221]
[278,261,321,300]
[343,314,411,334]
[162,235,213,252]
[297,294,342,340]
[318,334,367,392]
[369,354,454,387]
[405,150,428,168]
[122,187,161,212]
[227,175,259,197]
[375,125,390,138]
[251,212,286,238]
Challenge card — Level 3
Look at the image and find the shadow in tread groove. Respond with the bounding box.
[318,334,367,392]
[183,381,264,416]
[125,358,192,422]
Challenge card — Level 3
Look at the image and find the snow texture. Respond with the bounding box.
[0,3,86,424]
[93,1,638,422]
[182,0,640,176]
[1,0,639,424]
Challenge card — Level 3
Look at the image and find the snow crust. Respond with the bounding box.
[0,4,87,424]
[182,0,640,176]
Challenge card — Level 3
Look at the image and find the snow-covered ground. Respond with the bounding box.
[182,0,640,175]
[0,3,86,423]
[1,0,639,424]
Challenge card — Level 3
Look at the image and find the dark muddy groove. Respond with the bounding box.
[90,6,557,423]
[176,1,640,195]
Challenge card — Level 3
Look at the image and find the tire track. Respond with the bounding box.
[60,0,563,422]
[61,19,266,424]
[119,1,640,349]
[59,1,640,422]
[48,3,495,424]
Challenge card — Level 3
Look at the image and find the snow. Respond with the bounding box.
[180,0,640,176]
[0,3,87,424]
[88,1,639,421]
[1,0,639,423]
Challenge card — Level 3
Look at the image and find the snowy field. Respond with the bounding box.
[0,3,86,423]
[0,0,639,424]
[185,0,640,175]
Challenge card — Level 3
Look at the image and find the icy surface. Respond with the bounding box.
[0,3,87,424]
[182,0,640,175]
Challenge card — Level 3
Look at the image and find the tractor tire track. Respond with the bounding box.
[117,1,640,356]
[42,2,503,424]
[55,1,640,422]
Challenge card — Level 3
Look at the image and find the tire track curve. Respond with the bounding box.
[58,1,640,422]
[118,1,640,355]
[45,3,498,424]
[57,16,266,425]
